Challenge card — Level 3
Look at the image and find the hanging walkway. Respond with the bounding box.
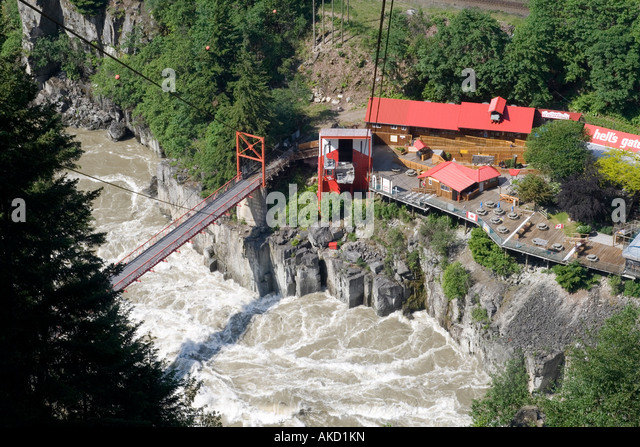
[110,148,294,291]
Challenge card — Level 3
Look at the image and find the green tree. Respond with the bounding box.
[596,149,640,195]
[515,174,555,207]
[525,120,592,180]
[0,0,21,59]
[416,9,509,103]
[442,261,471,301]
[502,1,558,106]
[552,261,598,293]
[0,57,203,426]
[471,354,532,427]
[543,305,640,426]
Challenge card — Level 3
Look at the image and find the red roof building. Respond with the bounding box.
[365,97,536,135]
[458,101,536,134]
[366,97,460,131]
[417,161,500,201]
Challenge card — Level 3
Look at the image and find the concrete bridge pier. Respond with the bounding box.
[237,186,268,227]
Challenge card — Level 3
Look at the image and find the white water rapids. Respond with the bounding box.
[68,128,489,427]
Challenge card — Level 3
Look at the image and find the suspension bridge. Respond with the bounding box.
[110,133,296,292]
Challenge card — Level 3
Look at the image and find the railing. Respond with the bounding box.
[370,178,626,276]
[116,173,241,266]
[112,176,263,291]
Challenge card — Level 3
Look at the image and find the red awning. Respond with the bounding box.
[508,169,521,177]
[414,139,426,150]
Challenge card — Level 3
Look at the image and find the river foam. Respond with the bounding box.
[69,128,489,427]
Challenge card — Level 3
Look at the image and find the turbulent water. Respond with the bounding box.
[68,128,489,427]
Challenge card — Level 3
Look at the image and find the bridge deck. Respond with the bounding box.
[110,149,293,291]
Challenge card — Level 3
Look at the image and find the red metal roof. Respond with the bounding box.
[365,97,460,131]
[414,139,426,150]
[488,96,507,114]
[458,102,535,134]
[366,97,535,135]
[418,162,500,192]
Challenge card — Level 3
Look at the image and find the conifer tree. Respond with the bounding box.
[0,53,206,426]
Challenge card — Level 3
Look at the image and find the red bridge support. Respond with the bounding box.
[237,132,266,187]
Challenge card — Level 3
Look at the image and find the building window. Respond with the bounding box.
[401,126,407,131]
[428,178,432,186]
[372,123,382,129]
[391,125,398,130]
[440,184,450,192]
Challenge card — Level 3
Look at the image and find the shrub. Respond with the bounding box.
[609,275,624,295]
[407,250,421,275]
[623,279,640,298]
[69,0,108,15]
[552,261,598,293]
[468,227,520,276]
[442,261,471,301]
[472,306,490,324]
[598,226,613,235]
[419,214,457,258]
[576,225,592,235]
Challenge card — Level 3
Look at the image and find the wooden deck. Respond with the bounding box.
[371,145,627,276]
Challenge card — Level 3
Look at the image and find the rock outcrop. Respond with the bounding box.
[19,0,163,153]
[154,159,410,315]
[19,0,152,80]
[419,239,627,391]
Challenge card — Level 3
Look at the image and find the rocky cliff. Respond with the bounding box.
[418,237,628,391]
[155,160,413,317]
[19,0,164,154]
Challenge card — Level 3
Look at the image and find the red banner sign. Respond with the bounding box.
[585,124,640,152]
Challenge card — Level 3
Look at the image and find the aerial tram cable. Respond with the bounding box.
[376,0,395,122]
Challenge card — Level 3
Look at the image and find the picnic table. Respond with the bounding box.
[533,238,548,247]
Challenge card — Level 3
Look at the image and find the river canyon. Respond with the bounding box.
[68,128,490,427]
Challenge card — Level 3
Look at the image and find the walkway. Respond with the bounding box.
[370,146,629,277]
[110,149,294,291]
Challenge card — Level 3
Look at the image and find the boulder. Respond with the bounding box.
[372,276,404,317]
[108,120,128,141]
[308,225,333,248]
[510,406,545,427]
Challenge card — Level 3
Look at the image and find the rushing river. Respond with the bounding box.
[68,128,489,427]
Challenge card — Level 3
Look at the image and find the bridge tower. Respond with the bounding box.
[236,132,266,186]
[236,132,268,226]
